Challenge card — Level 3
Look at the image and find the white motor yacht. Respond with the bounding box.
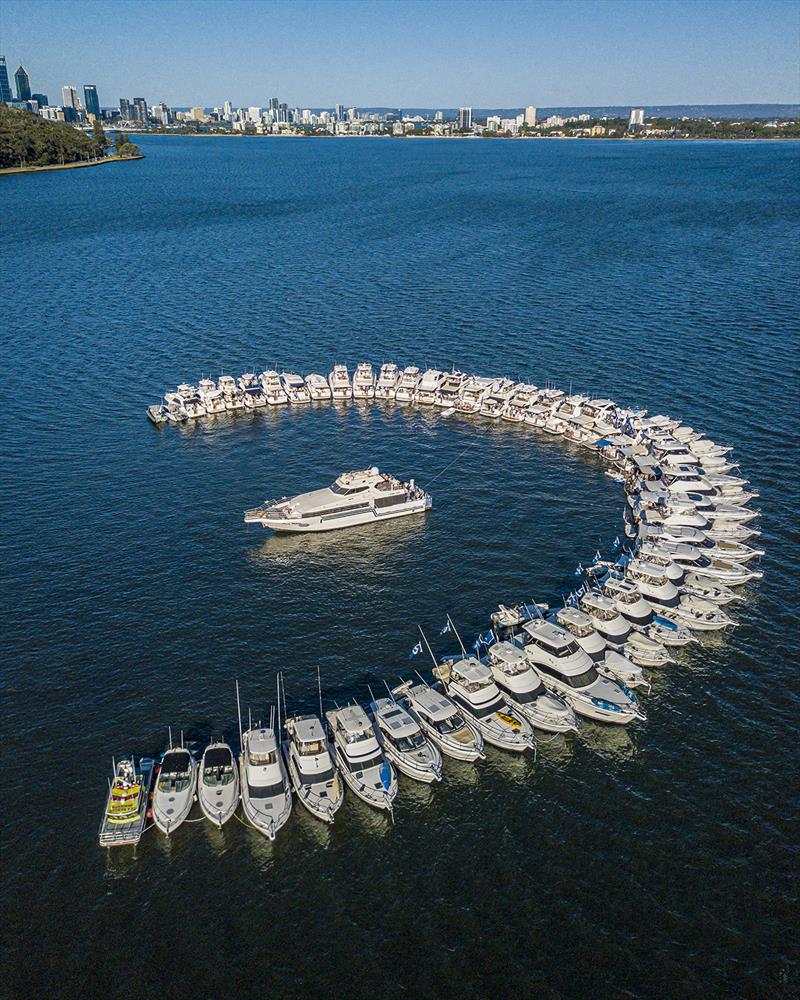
[305,373,332,400]
[392,680,484,761]
[375,363,400,399]
[579,591,632,642]
[259,370,288,405]
[243,384,268,408]
[624,559,681,608]
[520,620,644,725]
[369,697,442,783]
[175,383,207,418]
[394,366,421,403]
[634,543,686,584]
[479,395,504,419]
[524,403,551,429]
[217,375,246,411]
[455,376,494,414]
[553,607,608,663]
[244,467,431,533]
[414,368,446,405]
[432,657,535,752]
[659,598,735,631]
[484,639,579,733]
[501,401,527,423]
[433,370,467,408]
[601,648,650,690]
[197,741,240,827]
[198,378,227,415]
[280,372,312,403]
[681,574,741,604]
[352,362,376,399]
[601,576,654,626]
[328,364,352,400]
[326,703,397,812]
[239,724,293,840]
[284,714,344,823]
[152,743,198,835]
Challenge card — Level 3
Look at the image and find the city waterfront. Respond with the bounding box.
[2,135,799,998]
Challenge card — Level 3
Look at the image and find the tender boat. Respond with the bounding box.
[643,615,699,646]
[624,628,674,666]
[369,697,442,783]
[328,364,352,400]
[284,714,344,823]
[520,620,644,724]
[98,756,155,847]
[197,740,240,827]
[326,703,397,812]
[239,724,293,840]
[146,403,169,425]
[395,366,421,403]
[280,372,312,403]
[352,362,376,399]
[484,639,579,733]
[244,467,431,533]
[659,598,736,631]
[432,657,536,752]
[681,575,741,604]
[392,680,485,761]
[375,363,400,399]
[152,743,198,835]
[305,373,333,400]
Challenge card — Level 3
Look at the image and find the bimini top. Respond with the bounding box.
[486,640,529,674]
[555,607,595,630]
[247,728,278,756]
[449,656,493,688]
[522,619,574,650]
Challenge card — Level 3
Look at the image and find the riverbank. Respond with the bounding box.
[127,130,797,142]
[0,153,145,176]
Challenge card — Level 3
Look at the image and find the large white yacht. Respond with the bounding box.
[305,373,332,400]
[173,384,206,418]
[328,364,352,400]
[369,697,442,783]
[432,657,536,752]
[434,370,467,408]
[352,362,376,399]
[414,368,446,405]
[152,743,197,835]
[520,620,644,725]
[244,467,431,533]
[259,370,288,406]
[578,591,632,642]
[326,703,397,812]
[483,639,579,733]
[239,724,293,840]
[198,378,227,414]
[392,680,484,761]
[601,576,654,625]
[284,714,344,823]
[197,740,239,827]
[217,375,246,411]
[280,372,311,403]
[375,363,400,399]
[395,366,421,403]
[456,376,494,414]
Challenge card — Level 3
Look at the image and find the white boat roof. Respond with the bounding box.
[248,728,277,754]
[290,715,325,743]
[487,640,528,668]
[556,607,594,628]
[450,656,491,683]
[604,576,638,593]
[588,398,616,409]
[409,685,456,721]
[374,699,419,737]
[334,468,382,489]
[281,372,304,384]
[581,591,617,612]
[522,619,572,648]
[335,704,372,736]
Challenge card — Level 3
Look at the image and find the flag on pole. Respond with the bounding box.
[482,629,495,645]
[574,563,583,576]
[439,621,452,636]
[408,641,422,659]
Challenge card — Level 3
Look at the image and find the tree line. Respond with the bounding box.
[0,107,140,169]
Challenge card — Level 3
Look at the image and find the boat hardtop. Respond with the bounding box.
[485,638,579,732]
[153,746,197,835]
[392,679,484,760]
[327,703,398,811]
[240,725,293,839]
[370,697,442,782]
[198,741,240,827]
[284,714,343,823]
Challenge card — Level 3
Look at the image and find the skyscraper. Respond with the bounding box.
[62,85,80,110]
[83,84,100,118]
[268,97,279,118]
[628,108,644,130]
[335,103,344,121]
[132,97,148,122]
[14,64,31,101]
[524,105,537,126]
[0,57,12,103]
[119,98,131,119]
[31,92,48,107]
[458,107,472,131]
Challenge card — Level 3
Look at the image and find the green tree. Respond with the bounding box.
[114,131,140,157]
[91,118,108,158]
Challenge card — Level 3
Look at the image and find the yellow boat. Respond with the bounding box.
[495,711,521,731]
[99,756,154,847]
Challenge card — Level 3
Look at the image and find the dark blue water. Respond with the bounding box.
[2,136,799,999]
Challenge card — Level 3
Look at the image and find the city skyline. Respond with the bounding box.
[2,0,799,108]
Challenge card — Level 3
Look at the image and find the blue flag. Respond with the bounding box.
[574,563,583,576]
[439,621,451,636]
[408,641,422,659]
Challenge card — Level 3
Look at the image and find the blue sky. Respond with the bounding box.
[2,0,798,107]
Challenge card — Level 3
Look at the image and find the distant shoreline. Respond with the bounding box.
[126,131,796,143]
[0,153,145,176]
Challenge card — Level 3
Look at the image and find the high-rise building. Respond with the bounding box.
[247,106,261,123]
[434,110,443,122]
[223,99,232,117]
[335,103,344,121]
[628,107,644,130]
[32,92,49,107]
[154,102,172,125]
[62,85,80,110]
[278,102,288,123]
[119,98,131,119]
[0,57,11,103]
[84,84,100,118]
[14,64,31,101]
[132,97,149,122]
[458,107,472,131]
[268,97,279,117]
[190,106,206,121]
[524,105,537,126]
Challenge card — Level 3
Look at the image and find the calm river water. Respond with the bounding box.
[2,135,798,999]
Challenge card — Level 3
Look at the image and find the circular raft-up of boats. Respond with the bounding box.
[134,363,762,828]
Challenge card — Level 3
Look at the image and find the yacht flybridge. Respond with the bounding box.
[244,468,431,533]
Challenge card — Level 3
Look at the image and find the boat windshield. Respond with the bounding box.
[158,773,191,792]
[511,682,546,703]
[299,739,326,755]
[249,750,277,765]
[566,667,600,689]
[248,780,286,799]
[435,714,467,736]
[344,751,385,773]
[297,763,336,785]
[203,766,234,786]
[457,694,505,719]
[393,731,426,752]
[330,483,369,496]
